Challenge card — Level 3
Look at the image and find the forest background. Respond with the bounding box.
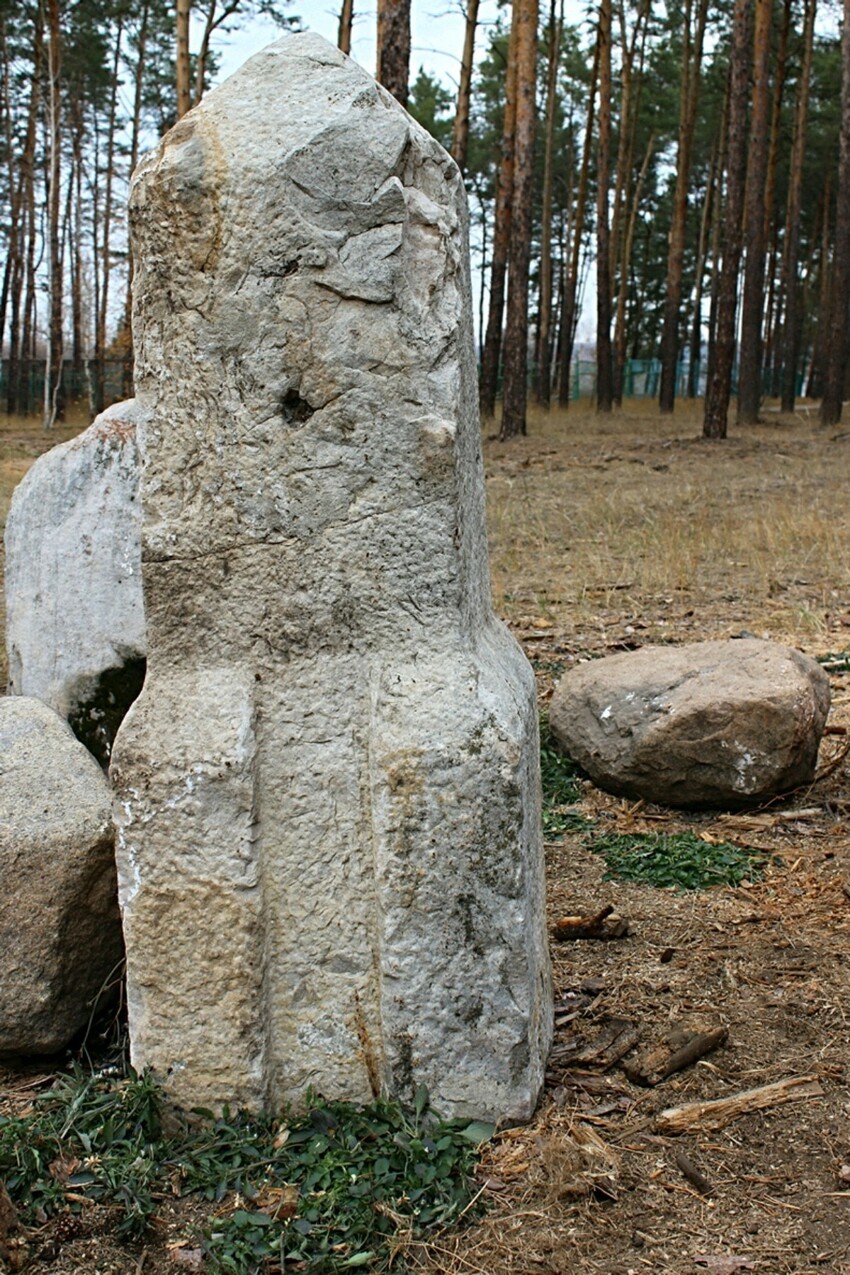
[2,0,850,443]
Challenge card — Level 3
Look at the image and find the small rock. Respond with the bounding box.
[0,698,123,1054]
[549,639,830,809]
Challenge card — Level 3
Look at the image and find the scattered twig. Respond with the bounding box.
[654,1075,824,1134]
[675,1150,714,1196]
[568,1018,641,1072]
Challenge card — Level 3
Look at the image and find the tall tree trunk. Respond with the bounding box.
[121,0,150,397]
[338,0,354,54]
[614,133,653,401]
[658,0,708,413]
[7,8,42,415]
[70,105,84,384]
[480,18,519,418]
[94,20,123,416]
[736,0,772,425]
[557,34,599,405]
[501,0,539,439]
[176,0,191,119]
[688,137,719,397]
[376,0,410,106]
[807,178,830,398]
[451,0,479,170]
[596,0,614,412]
[43,0,64,429]
[703,0,751,439]
[536,0,561,406]
[780,0,816,411]
[821,0,850,424]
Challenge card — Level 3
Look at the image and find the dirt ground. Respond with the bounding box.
[2,399,850,1274]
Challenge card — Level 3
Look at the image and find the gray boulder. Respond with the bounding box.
[0,697,123,1054]
[4,399,146,766]
[549,639,831,809]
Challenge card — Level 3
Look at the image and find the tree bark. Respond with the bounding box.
[176,0,192,119]
[821,0,850,424]
[480,18,519,418]
[780,0,816,411]
[535,0,561,406]
[614,132,653,401]
[451,0,480,171]
[658,0,708,413]
[338,0,354,54]
[703,0,751,439]
[557,35,599,406]
[43,0,64,429]
[687,136,718,397]
[501,0,539,439]
[736,0,772,425]
[94,20,124,415]
[596,0,614,412]
[376,0,410,107]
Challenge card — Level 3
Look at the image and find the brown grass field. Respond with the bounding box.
[2,399,850,1274]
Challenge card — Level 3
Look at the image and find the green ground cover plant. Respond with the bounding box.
[588,829,773,891]
[539,714,589,837]
[0,1065,488,1272]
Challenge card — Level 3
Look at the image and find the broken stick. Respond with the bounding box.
[624,1027,728,1087]
[653,1075,824,1134]
[553,905,630,941]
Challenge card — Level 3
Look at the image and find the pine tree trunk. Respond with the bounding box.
[536,0,560,406]
[557,35,599,406]
[658,0,708,413]
[94,20,123,416]
[820,0,850,424]
[687,137,718,397]
[736,0,772,425]
[376,0,410,106]
[703,0,751,439]
[780,0,816,411]
[176,0,191,119]
[451,0,479,171]
[7,9,42,415]
[480,18,519,418]
[338,0,354,54]
[501,0,539,439]
[43,0,64,429]
[596,0,614,412]
[614,133,653,402]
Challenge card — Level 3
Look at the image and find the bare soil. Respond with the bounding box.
[3,400,850,1275]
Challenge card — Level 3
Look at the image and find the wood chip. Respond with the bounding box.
[568,1017,641,1071]
[653,1075,824,1134]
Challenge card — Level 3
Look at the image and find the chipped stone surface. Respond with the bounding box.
[111,33,551,1120]
[549,639,831,809]
[0,697,123,1054]
[5,400,146,763]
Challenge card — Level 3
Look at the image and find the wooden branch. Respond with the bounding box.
[553,904,630,941]
[624,1027,728,1086]
[654,1075,824,1134]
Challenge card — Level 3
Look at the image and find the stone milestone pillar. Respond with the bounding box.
[111,31,552,1121]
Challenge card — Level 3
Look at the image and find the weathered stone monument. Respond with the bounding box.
[111,32,551,1120]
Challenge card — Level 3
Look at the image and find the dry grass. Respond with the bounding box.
[485,398,850,654]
